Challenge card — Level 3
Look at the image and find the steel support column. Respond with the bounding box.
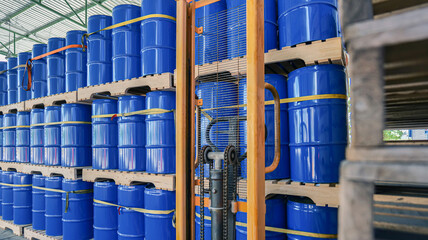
[246,0,266,239]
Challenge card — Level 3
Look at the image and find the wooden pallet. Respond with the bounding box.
[24,91,78,111]
[0,101,25,114]
[77,73,175,102]
[0,162,85,179]
[24,226,63,240]
[0,217,29,236]
[82,168,175,191]
[194,37,345,78]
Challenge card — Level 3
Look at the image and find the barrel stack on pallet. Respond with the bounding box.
[339,0,428,239]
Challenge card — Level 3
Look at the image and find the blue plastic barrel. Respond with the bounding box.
[140,0,176,75]
[0,115,3,161]
[94,181,118,240]
[287,197,338,240]
[0,62,7,105]
[118,96,146,171]
[16,111,30,163]
[195,0,227,65]
[0,171,2,216]
[144,187,175,239]
[7,57,17,105]
[92,99,118,169]
[31,109,44,164]
[32,175,45,230]
[47,38,66,95]
[118,185,145,240]
[146,91,176,174]
[2,171,14,220]
[87,15,113,86]
[236,196,286,239]
[62,179,93,240]
[61,103,92,167]
[112,5,141,82]
[278,0,340,48]
[288,65,347,183]
[13,172,32,225]
[195,82,237,177]
[239,75,290,179]
[32,44,48,98]
[226,0,277,58]
[17,52,32,102]
[3,113,16,162]
[195,194,211,239]
[45,176,63,236]
[44,106,61,166]
[65,30,87,92]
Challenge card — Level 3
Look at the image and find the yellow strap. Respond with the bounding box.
[0,183,32,187]
[0,125,31,129]
[94,199,175,215]
[32,186,65,193]
[29,121,92,127]
[33,186,92,213]
[202,94,347,112]
[91,108,174,119]
[195,212,337,238]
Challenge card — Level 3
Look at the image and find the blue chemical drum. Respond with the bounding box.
[288,65,347,183]
[0,62,7,105]
[239,75,290,180]
[195,0,227,65]
[146,91,176,174]
[47,38,66,95]
[1,171,14,220]
[65,30,87,92]
[287,197,338,240]
[195,81,238,177]
[87,15,113,86]
[92,99,118,169]
[62,179,93,240]
[118,96,146,171]
[94,181,118,240]
[17,52,32,102]
[112,5,141,82]
[61,103,92,167]
[236,196,286,239]
[141,0,176,75]
[44,106,61,166]
[45,177,62,236]
[278,0,340,48]
[7,57,18,104]
[32,44,48,98]
[13,172,32,225]
[32,175,45,230]
[144,187,175,239]
[31,109,44,164]
[0,115,3,161]
[3,113,16,162]
[226,0,277,58]
[16,112,30,163]
[0,171,2,216]
[195,194,211,239]
[118,185,145,240]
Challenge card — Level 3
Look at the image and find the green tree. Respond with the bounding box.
[383,130,404,141]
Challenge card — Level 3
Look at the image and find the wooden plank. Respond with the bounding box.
[24,226,63,240]
[77,73,174,102]
[0,101,25,114]
[82,168,176,191]
[347,146,428,162]
[0,162,84,179]
[25,91,78,111]
[0,217,29,236]
[339,0,373,35]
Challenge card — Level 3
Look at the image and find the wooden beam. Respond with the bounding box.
[195,0,221,9]
[246,0,265,239]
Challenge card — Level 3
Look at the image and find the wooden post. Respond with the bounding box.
[246,0,266,239]
[176,0,195,239]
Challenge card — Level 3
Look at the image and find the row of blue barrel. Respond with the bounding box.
[0,0,177,106]
[0,91,176,173]
[0,171,175,239]
[196,194,338,240]
[197,64,347,183]
[196,0,341,65]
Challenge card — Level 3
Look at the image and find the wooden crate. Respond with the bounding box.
[24,226,63,240]
[0,162,85,180]
[0,101,25,114]
[0,217,29,236]
[24,91,78,111]
[82,168,175,191]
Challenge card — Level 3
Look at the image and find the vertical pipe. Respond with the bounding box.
[246,0,265,239]
[176,0,195,239]
[85,0,88,27]
[13,33,16,54]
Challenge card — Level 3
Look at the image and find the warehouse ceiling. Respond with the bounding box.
[0,0,141,57]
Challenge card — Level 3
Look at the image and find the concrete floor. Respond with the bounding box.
[0,229,25,240]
